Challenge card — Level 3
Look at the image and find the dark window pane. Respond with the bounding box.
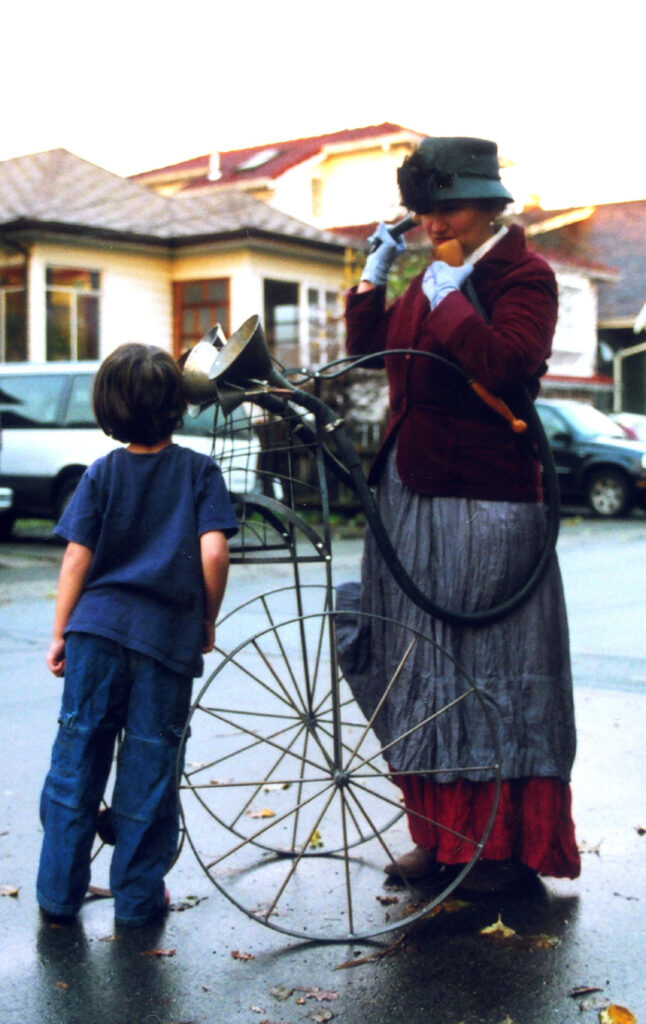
[46,268,97,290]
[5,290,27,361]
[206,280,227,303]
[0,267,26,288]
[77,295,99,359]
[183,282,203,304]
[46,291,72,360]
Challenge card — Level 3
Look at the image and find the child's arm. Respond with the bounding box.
[47,541,93,677]
[200,530,230,653]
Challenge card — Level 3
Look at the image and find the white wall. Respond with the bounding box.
[28,241,172,359]
[551,272,599,377]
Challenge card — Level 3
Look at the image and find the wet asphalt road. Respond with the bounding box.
[1,513,645,1024]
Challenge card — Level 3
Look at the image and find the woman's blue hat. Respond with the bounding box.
[398,137,514,211]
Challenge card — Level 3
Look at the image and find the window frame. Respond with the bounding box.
[45,267,101,362]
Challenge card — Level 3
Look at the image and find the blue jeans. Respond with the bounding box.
[37,633,192,926]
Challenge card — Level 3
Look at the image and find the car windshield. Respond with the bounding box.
[561,403,625,439]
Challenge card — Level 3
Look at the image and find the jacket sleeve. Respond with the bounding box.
[427,266,558,392]
[344,286,393,366]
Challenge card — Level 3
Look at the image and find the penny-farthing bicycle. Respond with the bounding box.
[177,315,552,943]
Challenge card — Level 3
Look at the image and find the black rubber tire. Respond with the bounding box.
[586,468,631,517]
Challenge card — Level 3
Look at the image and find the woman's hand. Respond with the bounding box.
[360,222,406,286]
[422,260,474,310]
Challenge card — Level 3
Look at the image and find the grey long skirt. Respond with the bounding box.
[336,447,576,784]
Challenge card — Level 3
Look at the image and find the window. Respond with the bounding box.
[264,279,300,369]
[307,287,342,367]
[63,375,96,427]
[0,374,66,427]
[46,268,100,361]
[173,279,230,359]
[0,267,27,362]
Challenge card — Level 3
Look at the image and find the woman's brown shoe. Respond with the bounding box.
[384,845,438,880]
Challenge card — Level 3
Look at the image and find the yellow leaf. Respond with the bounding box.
[480,914,517,938]
[309,829,324,848]
[600,1006,637,1024]
[0,884,19,898]
[246,808,276,819]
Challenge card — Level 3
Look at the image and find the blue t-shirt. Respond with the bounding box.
[56,444,238,677]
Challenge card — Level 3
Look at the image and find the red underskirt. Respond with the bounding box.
[394,774,581,878]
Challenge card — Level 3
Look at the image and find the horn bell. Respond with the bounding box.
[208,315,274,387]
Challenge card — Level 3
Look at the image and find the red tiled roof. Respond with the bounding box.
[130,123,422,188]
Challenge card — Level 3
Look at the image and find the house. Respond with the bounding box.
[130,123,427,232]
[521,201,646,411]
[0,148,351,371]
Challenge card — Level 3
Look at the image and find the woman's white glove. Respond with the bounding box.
[422,260,474,310]
[360,222,406,286]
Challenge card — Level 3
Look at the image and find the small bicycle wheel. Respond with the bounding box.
[180,604,502,942]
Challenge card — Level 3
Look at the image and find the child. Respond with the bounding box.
[37,343,237,928]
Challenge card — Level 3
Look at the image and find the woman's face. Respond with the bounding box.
[420,203,494,258]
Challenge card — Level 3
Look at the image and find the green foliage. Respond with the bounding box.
[387,246,432,302]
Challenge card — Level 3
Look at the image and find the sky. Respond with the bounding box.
[3,0,645,211]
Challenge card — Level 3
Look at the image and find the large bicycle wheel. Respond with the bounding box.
[179,605,501,941]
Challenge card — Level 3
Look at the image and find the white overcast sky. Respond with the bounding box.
[2,0,645,209]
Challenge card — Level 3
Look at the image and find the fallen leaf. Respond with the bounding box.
[578,839,602,855]
[140,948,176,957]
[600,1006,637,1024]
[480,914,516,939]
[98,934,121,943]
[269,986,293,1001]
[246,808,276,819]
[310,1011,334,1023]
[568,985,604,998]
[376,895,399,905]
[480,914,559,951]
[580,997,611,1012]
[209,777,234,786]
[87,885,112,898]
[410,897,471,920]
[335,934,407,969]
[173,894,208,912]
[263,782,290,792]
[0,884,19,898]
[231,950,255,961]
[250,1007,264,1014]
[309,829,324,848]
[55,981,69,990]
[295,988,338,1002]
[259,1020,290,1024]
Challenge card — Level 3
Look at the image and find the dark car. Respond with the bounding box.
[535,399,646,517]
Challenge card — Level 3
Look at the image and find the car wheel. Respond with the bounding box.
[55,476,83,521]
[586,468,631,517]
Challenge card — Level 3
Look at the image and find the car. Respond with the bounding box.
[0,361,259,538]
[0,416,13,514]
[610,411,646,443]
[535,398,646,517]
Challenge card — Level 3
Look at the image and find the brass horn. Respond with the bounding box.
[208,315,274,388]
[180,323,228,414]
[206,315,285,414]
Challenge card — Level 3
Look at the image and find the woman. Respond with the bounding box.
[341,137,579,892]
